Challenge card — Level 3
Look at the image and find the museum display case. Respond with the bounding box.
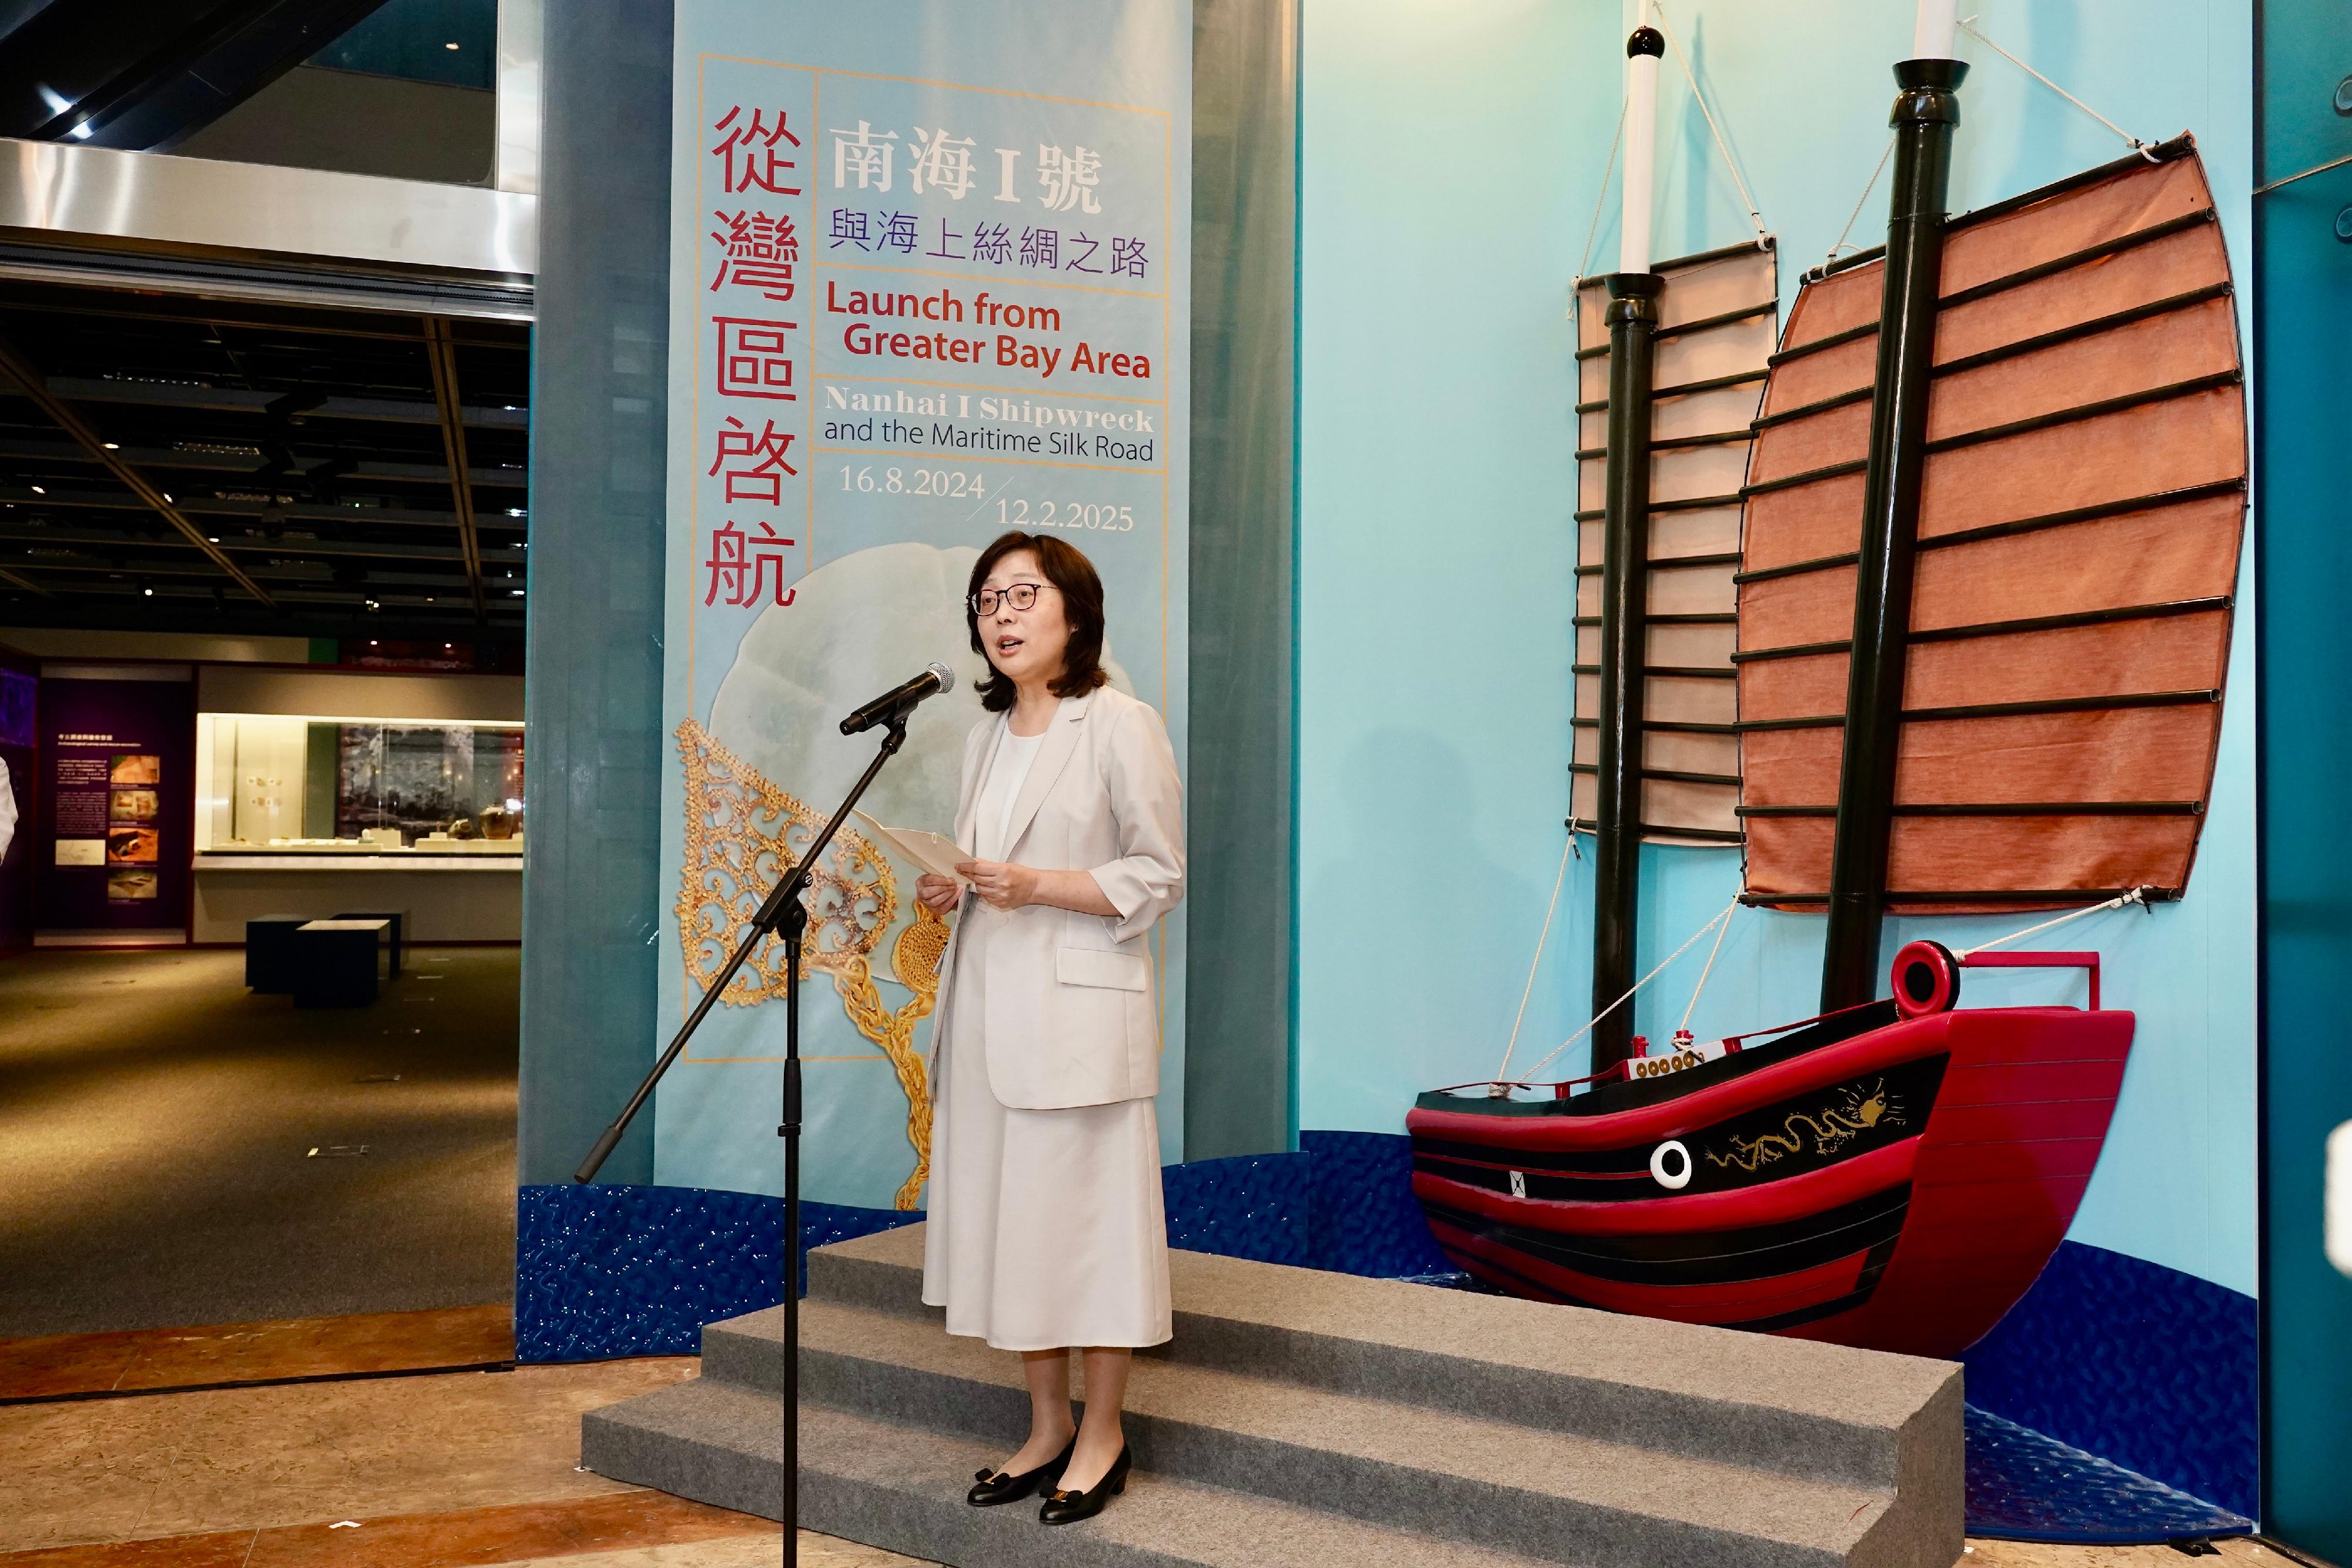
[190,712,526,941]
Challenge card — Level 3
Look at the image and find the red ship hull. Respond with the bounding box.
[1406,1002,2134,1359]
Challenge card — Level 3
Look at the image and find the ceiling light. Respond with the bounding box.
[510,589,524,597]
[370,640,379,646]
[162,492,173,502]
[506,507,524,517]
[207,536,220,543]
[141,585,153,597]
[102,442,119,450]
[29,486,44,495]
[445,41,459,49]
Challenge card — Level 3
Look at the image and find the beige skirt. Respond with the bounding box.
[920,911,1172,1351]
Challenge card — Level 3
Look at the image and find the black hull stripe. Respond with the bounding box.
[1412,1139,1650,1177]
[1416,1154,1659,1203]
[1433,1227,1902,1333]
[1416,1184,1913,1287]
[1435,1244,1611,1310]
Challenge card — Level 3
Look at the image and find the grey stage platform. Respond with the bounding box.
[581,1223,1964,1567]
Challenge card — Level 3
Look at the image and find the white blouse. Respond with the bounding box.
[974,722,1046,860]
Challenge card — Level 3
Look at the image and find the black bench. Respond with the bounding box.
[332,909,406,977]
[244,914,310,994]
[291,919,392,1008]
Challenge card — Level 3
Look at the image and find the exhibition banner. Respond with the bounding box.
[656,1,1191,1209]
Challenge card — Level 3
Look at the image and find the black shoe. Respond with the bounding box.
[1038,1444,1131,1525]
[966,1436,1074,1507]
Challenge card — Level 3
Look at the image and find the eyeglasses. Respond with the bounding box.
[968,581,1058,616]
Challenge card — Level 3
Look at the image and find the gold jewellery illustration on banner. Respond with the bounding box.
[1704,1080,1905,1174]
[674,717,943,1210]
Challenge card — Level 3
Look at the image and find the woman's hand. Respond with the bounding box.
[915,873,963,915]
[956,859,1041,911]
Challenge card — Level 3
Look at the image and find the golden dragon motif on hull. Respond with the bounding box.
[1704,1081,1904,1175]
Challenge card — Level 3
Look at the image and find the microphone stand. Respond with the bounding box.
[575,709,914,1566]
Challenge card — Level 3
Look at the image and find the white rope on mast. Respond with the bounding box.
[1956,15,2158,161]
[1678,895,1738,1033]
[1957,887,2149,958]
[1494,833,1578,1086]
[1510,895,1742,1087]
[1825,134,1897,269]
[1576,101,1631,286]
[1649,1,1770,246]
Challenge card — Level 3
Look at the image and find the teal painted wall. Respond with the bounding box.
[2253,0,2352,1550]
[1298,0,1606,1137]
[1297,0,2259,1299]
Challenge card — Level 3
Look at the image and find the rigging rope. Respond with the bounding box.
[1494,833,1578,1085]
[1956,16,2158,161]
[1825,134,1897,269]
[1575,101,1629,285]
[1678,894,1738,1033]
[1650,2,1770,246]
[1957,887,2149,958]
[1508,895,1742,1088]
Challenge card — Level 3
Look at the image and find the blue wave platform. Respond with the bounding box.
[1964,1407,2251,1544]
[517,1129,2256,1545]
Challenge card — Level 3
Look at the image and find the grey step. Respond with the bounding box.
[806,1223,1961,1496]
[694,1298,1931,1568]
[583,1376,1555,1568]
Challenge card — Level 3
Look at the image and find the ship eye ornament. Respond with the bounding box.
[1650,1139,1693,1190]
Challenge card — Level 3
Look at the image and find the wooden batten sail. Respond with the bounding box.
[1573,240,1779,846]
[1736,139,2247,911]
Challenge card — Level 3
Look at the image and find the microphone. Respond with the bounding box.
[840,661,957,735]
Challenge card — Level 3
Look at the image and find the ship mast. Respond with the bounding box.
[1817,2,1968,1009]
[1590,9,1666,1072]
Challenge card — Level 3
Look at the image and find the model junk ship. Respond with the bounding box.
[1407,24,2246,1359]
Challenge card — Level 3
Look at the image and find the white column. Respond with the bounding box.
[1618,16,1660,275]
[1912,0,1959,61]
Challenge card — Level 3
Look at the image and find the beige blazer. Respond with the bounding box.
[927,686,1185,1111]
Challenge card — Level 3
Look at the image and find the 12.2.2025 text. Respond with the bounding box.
[997,498,1136,532]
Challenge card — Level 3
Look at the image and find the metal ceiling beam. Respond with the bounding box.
[0,565,49,596]
[2,482,465,527]
[0,523,510,566]
[0,294,523,347]
[0,437,527,490]
[0,327,275,606]
[38,377,530,430]
[421,316,487,618]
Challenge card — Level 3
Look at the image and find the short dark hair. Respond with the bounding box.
[966,531,1110,711]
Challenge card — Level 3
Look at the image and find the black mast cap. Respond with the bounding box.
[1628,26,1665,58]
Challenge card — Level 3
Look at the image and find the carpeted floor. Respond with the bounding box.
[0,946,520,1336]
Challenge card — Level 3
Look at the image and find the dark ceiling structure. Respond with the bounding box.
[0,0,395,151]
[0,276,529,646]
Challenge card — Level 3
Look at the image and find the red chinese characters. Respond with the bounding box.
[707,415,797,505]
[702,100,809,611]
[703,519,796,608]
[710,209,799,300]
[714,317,797,400]
[711,108,802,196]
